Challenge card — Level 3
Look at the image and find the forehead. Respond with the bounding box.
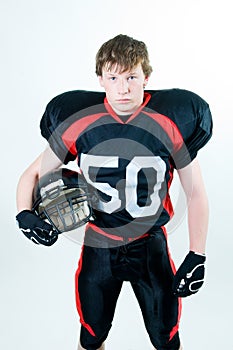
[103,62,144,75]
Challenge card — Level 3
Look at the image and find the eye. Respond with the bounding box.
[128,76,136,81]
[110,77,116,81]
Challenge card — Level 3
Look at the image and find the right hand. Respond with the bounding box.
[172,251,206,297]
[16,210,58,246]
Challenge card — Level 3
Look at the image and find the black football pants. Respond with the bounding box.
[75,228,181,350]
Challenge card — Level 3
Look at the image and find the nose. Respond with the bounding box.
[118,79,129,94]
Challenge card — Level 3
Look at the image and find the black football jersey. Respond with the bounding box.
[40,89,212,237]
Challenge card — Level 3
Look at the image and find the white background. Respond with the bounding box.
[1,0,233,349]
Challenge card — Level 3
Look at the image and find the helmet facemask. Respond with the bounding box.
[33,170,94,233]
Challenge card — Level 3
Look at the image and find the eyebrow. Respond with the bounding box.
[105,71,138,76]
[106,72,118,76]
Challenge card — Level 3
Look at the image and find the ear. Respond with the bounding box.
[98,76,104,87]
[143,76,149,88]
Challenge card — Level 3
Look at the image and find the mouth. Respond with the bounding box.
[116,99,131,103]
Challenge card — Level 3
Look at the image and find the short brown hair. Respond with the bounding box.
[95,34,153,77]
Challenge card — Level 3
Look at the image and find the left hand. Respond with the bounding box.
[172,251,206,297]
[16,209,58,246]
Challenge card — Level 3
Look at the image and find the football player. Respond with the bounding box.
[16,34,212,350]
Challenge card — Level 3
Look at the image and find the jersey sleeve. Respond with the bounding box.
[147,89,213,168]
[40,90,105,164]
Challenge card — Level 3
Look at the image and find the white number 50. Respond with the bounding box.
[80,154,166,218]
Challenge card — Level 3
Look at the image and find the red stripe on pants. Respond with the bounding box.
[161,226,182,341]
[75,245,96,337]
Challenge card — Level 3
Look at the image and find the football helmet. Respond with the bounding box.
[32,168,94,233]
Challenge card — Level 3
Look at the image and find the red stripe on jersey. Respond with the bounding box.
[87,222,149,242]
[62,113,109,155]
[163,167,174,218]
[87,222,124,241]
[161,226,182,341]
[75,245,96,337]
[143,110,184,152]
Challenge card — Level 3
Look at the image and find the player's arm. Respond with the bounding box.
[173,158,209,297]
[16,147,62,212]
[177,158,209,254]
[16,147,63,246]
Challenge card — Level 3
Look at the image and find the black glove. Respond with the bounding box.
[172,251,206,297]
[16,210,58,246]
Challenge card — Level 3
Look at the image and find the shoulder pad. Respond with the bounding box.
[146,89,213,167]
[40,90,105,163]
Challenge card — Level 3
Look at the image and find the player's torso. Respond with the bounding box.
[41,88,212,238]
[62,108,177,236]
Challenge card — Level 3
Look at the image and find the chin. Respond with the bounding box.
[116,104,134,114]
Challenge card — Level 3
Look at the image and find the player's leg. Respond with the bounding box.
[75,243,123,350]
[131,229,182,350]
[153,346,182,350]
[78,341,105,349]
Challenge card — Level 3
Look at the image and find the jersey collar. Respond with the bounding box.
[104,92,151,124]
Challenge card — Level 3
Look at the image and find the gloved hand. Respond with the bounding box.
[16,210,58,246]
[172,251,206,297]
